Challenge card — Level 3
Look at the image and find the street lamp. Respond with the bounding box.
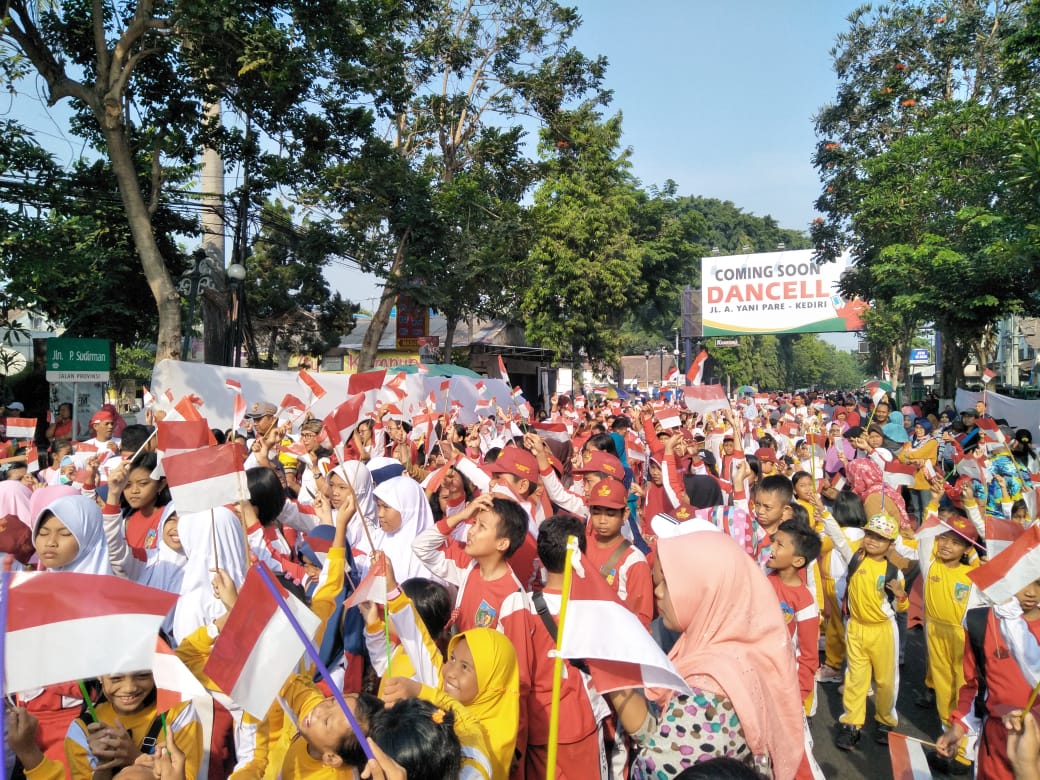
[176,252,217,360]
[226,262,247,367]
[643,349,650,394]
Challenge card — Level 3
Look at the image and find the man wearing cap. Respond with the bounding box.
[244,401,278,439]
[524,432,589,520]
[1010,428,1038,473]
[958,409,981,454]
[585,477,652,628]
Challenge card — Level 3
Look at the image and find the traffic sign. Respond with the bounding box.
[908,348,931,364]
[46,338,112,382]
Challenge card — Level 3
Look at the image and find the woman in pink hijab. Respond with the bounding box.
[610,531,811,779]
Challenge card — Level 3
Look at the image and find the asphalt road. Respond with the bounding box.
[809,624,954,779]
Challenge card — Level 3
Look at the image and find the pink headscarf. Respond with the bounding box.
[0,481,32,528]
[654,532,805,780]
[28,485,79,527]
[845,457,912,531]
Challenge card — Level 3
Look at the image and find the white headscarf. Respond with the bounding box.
[171,507,248,643]
[330,461,383,555]
[372,475,437,582]
[33,494,112,575]
[137,503,187,594]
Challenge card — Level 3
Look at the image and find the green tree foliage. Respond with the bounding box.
[243,201,358,367]
[707,334,863,391]
[337,0,608,369]
[522,107,644,365]
[0,0,422,366]
[813,0,1040,394]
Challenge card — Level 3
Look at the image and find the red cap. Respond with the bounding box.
[585,478,628,509]
[486,447,539,480]
[941,515,980,544]
[572,450,624,479]
[754,447,778,464]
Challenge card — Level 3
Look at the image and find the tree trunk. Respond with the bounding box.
[442,315,458,365]
[358,232,409,371]
[940,335,963,399]
[100,124,182,366]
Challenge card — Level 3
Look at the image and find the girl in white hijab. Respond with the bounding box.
[372,474,439,582]
[33,494,112,575]
[170,506,248,644]
[328,460,383,566]
[104,502,187,593]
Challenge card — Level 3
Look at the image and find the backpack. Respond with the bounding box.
[841,550,899,618]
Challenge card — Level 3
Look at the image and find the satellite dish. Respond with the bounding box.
[0,348,28,376]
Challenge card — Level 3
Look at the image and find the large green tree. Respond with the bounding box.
[522,106,644,365]
[0,0,421,366]
[813,0,1040,394]
[335,0,608,370]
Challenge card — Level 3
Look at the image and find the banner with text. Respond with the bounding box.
[701,250,867,336]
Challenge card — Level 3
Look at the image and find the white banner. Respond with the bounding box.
[955,388,1040,435]
[701,249,867,336]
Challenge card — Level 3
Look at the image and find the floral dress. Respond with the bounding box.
[629,686,770,779]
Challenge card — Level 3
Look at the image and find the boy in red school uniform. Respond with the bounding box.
[411,492,538,767]
[584,478,653,628]
[766,518,822,715]
[523,514,606,779]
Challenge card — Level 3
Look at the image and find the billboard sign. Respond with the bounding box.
[909,348,931,364]
[701,250,867,336]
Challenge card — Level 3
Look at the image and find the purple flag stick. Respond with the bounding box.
[254,564,375,762]
[0,556,12,774]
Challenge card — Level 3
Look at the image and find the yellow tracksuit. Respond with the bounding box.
[822,534,862,670]
[840,555,906,729]
[924,556,975,725]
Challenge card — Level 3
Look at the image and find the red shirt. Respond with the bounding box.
[585,536,653,628]
[767,572,819,701]
[124,506,164,550]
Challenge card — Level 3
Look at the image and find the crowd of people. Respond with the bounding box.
[0,380,1038,779]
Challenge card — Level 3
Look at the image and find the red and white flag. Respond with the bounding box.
[225,378,242,392]
[682,385,729,415]
[778,421,799,439]
[982,368,997,385]
[686,349,708,386]
[278,393,308,417]
[475,380,487,396]
[627,436,647,465]
[985,515,1026,559]
[657,409,681,430]
[559,551,689,696]
[954,450,987,483]
[297,369,327,400]
[157,420,215,456]
[663,366,679,384]
[142,386,155,409]
[5,572,178,693]
[162,444,248,515]
[830,473,847,492]
[22,441,39,473]
[153,638,209,713]
[969,524,1040,605]
[324,395,365,452]
[888,732,932,780]
[870,387,887,406]
[204,563,321,720]
[345,556,387,609]
[883,460,918,489]
[532,421,570,444]
[348,369,386,396]
[382,372,409,402]
[166,395,206,424]
[232,394,247,432]
[511,386,524,401]
[4,418,36,440]
[497,355,510,386]
[475,397,493,413]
